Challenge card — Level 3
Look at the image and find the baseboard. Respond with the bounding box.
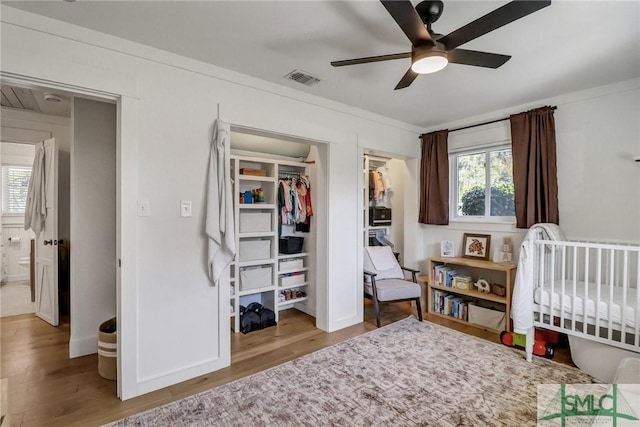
[5,274,28,282]
[69,333,98,358]
[135,356,230,398]
[293,303,316,318]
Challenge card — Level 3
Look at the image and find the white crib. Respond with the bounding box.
[519,237,640,382]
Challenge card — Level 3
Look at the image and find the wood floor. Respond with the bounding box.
[1,301,573,427]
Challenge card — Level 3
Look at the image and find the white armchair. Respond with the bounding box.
[363,246,423,327]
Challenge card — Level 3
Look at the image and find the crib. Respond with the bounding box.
[513,227,640,382]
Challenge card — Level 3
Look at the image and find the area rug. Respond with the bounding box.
[105,318,592,426]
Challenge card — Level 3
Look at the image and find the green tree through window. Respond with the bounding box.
[454,148,515,218]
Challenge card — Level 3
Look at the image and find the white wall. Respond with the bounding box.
[417,78,640,270]
[70,97,117,357]
[0,6,422,398]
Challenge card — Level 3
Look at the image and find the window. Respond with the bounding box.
[451,146,515,221]
[2,166,32,214]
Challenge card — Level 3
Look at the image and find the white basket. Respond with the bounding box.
[240,266,272,291]
[279,259,304,271]
[239,239,271,261]
[280,273,305,286]
[239,212,272,233]
[467,304,505,330]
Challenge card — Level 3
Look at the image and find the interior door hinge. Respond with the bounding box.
[118,259,121,267]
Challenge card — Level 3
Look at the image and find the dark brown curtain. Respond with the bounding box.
[419,130,449,225]
[510,106,559,229]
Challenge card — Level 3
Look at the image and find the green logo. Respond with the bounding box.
[538,384,640,426]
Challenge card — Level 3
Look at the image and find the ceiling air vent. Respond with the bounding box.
[284,70,320,87]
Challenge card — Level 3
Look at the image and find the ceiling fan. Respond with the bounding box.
[331,0,551,90]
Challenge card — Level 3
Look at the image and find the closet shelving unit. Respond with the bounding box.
[363,155,392,247]
[230,154,312,333]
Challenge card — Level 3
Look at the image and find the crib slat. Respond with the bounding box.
[539,243,548,326]
[608,249,614,341]
[583,247,589,334]
[595,248,602,337]
[551,246,567,328]
[571,246,578,332]
[636,251,640,347]
[621,250,629,345]
[555,245,561,329]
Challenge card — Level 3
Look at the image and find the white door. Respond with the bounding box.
[35,138,59,326]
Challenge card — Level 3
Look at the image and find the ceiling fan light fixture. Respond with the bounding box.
[411,49,448,74]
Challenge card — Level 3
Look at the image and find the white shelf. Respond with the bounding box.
[238,231,276,238]
[278,267,308,275]
[278,281,309,291]
[278,296,308,309]
[237,259,275,267]
[238,286,275,296]
[239,204,276,210]
[239,175,275,182]
[277,252,308,259]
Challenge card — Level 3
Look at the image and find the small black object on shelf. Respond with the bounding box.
[279,236,304,254]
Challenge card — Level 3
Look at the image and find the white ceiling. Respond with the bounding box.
[5,1,639,128]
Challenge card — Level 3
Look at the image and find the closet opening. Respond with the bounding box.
[228,126,327,356]
[363,152,406,262]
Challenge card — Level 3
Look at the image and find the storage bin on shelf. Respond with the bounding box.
[240,266,273,291]
[279,258,304,271]
[467,304,505,330]
[279,236,304,254]
[280,272,305,286]
[239,212,272,233]
[239,239,271,261]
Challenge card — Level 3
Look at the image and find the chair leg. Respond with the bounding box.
[415,297,423,322]
[372,298,381,327]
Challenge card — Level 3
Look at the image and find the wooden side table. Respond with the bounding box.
[417,275,429,315]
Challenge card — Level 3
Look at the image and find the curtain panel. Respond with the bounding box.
[510,106,559,229]
[419,130,449,225]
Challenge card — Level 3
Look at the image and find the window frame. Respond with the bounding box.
[1,164,32,216]
[449,143,516,224]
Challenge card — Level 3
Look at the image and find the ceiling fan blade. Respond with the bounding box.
[380,0,434,46]
[438,0,551,50]
[331,52,411,67]
[394,68,419,90]
[448,49,511,68]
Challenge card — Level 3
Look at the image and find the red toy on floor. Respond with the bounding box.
[500,330,555,359]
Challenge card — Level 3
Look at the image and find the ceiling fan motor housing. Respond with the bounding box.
[413,42,447,62]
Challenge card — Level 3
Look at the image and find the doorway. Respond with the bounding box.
[0,81,118,383]
[0,142,36,318]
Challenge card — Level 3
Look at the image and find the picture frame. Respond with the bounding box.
[462,233,491,260]
[440,240,455,257]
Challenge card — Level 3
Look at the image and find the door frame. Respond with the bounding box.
[0,72,137,400]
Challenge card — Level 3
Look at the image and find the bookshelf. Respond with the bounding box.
[428,257,516,333]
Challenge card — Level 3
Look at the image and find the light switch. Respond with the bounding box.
[181,200,192,218]
[137,200,150,217]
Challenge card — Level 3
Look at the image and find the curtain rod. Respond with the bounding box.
[423,105,558,136]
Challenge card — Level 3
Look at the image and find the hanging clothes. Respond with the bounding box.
[369,171,385,202]
[278,175,313,230]
[377,165,393,193]
[24,141,46,237]
[206,119,236,285]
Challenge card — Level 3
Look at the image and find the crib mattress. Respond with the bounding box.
[533,281,638,329]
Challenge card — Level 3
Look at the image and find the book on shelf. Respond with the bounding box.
[452,274,472,290]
